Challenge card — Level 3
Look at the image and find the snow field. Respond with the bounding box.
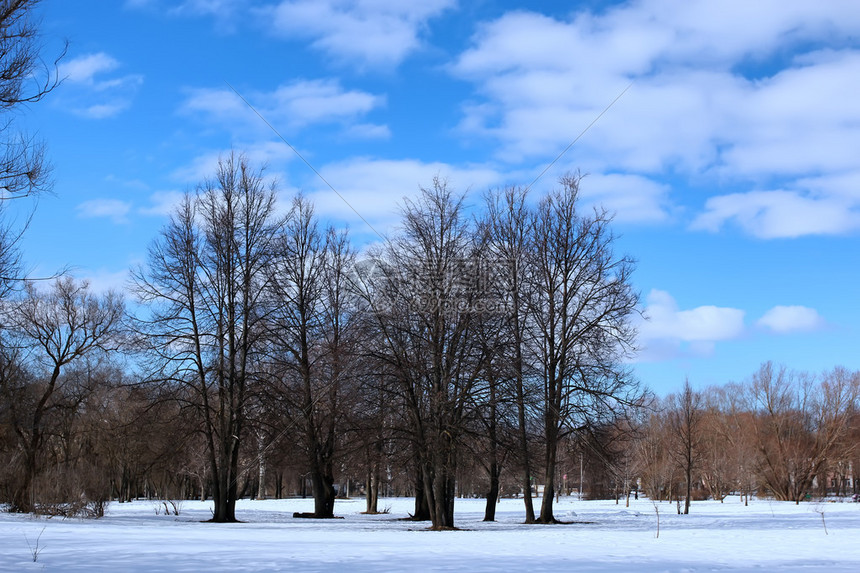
[1,496,858,572]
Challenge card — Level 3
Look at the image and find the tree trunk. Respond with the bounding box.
[365,467,380,513]
[430,464,456,529]
[311,465,336,518]
[210,437,240,522]
[412,468,430,520]
[422,460,437,524]
[539,472,557,523]
[684,466,692,515]
[514,345,536,524]
[484,460,500,522]
[12,452,35,513]
[538,422,559,523]
[13,367,62,513]
[209,449,226,521]
[426,433,458,529]
[484,380,501,522]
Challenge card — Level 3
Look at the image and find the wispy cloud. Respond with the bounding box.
[265,0,455,69]
[126,0,244,33]
[60,53,120,84]
[169,0,238,17]
[578,173,672,224]
[76,268,131,295]
[138,191,186,217]
[170,141,297,184]
[57,52,143,119]
[344,123,392,140]
[76,199,133,224]
[180,79,386,137]
[126,0,238,17]
[635,293,828,362]
[691,190,860,238]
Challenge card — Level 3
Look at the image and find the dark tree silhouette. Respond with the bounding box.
[0,0,63,292]
[132,153,281,522]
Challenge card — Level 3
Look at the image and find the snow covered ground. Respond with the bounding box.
[1,495,858,572]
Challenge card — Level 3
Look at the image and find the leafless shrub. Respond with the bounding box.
[154,499,182,516]
[35,497,106,519]
[23,525,46,562]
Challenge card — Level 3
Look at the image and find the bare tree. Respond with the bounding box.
[593,411,644,506]
[0,5,65,500]
[482,185,539,522]
[667,379,702,514]
[469,327,518,521]
[267,196,356,518]
[0,278,122,512]
[131,153,280,522]
[528,174,640,523]
[0,0,64,291]
[358,178,489,529]
[351,365,392,514]
[698,386,740,503]
[637,407,674,502]
[745,362,859,503]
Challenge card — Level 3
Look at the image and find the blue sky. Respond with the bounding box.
[12,0,860,395]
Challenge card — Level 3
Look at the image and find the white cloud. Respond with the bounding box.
[293,160,663,236]
[578,173,672,224]
[636,289,745,361]
[450,1,860,237]
[126,0,238,18]
[60,53,120,84]
[266,0,455,69]
[104,175,149,191]
[757,306,825,334]
[57,53,143,119]
[271,81,383,126]
[171,151,225,185]
[344,123,391,140]
[77,268,130,295]
[127,0,251,33]
[453,11,860,170]
[76,102,132,120]
[170,141,297,183]
[640,290,746,342]
[171,153,503,239]
[718,51,860,178]
[180,87,247,119]
[798,171,860,202]
[170,0,237,16]
[303,157,504,235]
[181,79,386,136]
[691,189,860,238]
[76,199,133,224]
[139,191,186,217]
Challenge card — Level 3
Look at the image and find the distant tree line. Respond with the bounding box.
[632,363,860,511]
